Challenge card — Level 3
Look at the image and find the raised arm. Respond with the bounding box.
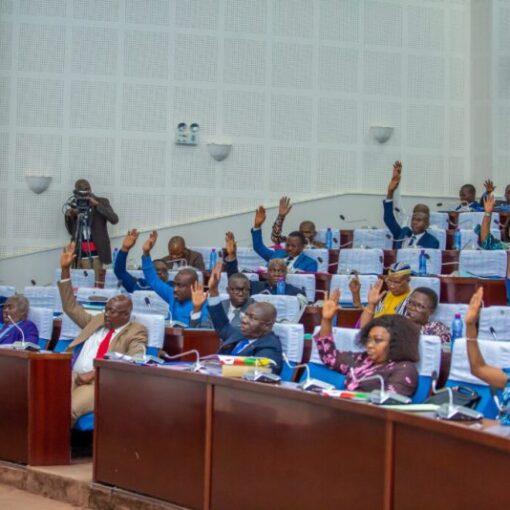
[223,231,240,277]
[271,196,292,244]
[348,273,362,308]
[114,229,141,293]
[466,287,508,389]
[480,194,494,245]
[251,206,275,261]
[383,161,404,239]
[359,278,385,328]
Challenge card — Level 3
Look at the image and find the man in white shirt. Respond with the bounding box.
[58,242,148,422]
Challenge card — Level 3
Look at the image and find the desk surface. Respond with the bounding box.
[93,361,510,510]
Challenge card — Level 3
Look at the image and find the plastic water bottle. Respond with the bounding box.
[112,248,119,266]
[498,387,510,426]
[451,313,463,349]
[325,227,333,249]
[453,229,461,250]
[209,249,218,270]
[276,277,286,295]
[418,250,427,276]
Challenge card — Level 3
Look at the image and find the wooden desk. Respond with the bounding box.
[440,276,507,305]
[163,328,220,359]
[0,349,71,466]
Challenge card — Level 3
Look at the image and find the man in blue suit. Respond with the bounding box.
[251,206,318,272]
[383,161,440,249]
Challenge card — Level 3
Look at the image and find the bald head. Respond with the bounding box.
[3,295,29,323]
[104,295,132,329]
[168,236,186,259]
[240,302,277,338]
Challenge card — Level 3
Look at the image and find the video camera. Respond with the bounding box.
[66,189,91,213]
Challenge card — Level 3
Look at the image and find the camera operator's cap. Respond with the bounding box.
[387,262,411,276]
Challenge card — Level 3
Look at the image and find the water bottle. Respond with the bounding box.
[498,387,510,426]
[276,277,285,295]
[453,229,461,250]
[208,248,218,270]
[112,248,119,267]
[418,250,427,276]
[325,227,333,250]
[451,313,463,349]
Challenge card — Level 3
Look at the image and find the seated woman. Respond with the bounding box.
[314,288,419,397]
[0,295,39,345]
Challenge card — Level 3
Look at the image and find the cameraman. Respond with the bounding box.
[64,179,118,277]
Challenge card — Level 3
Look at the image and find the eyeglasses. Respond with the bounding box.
[406,300,429,312]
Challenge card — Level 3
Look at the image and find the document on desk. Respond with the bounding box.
[381,403,440,412]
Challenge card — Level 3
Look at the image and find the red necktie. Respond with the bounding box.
[96,329,115,359]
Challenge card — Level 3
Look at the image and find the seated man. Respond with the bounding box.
[270,196,325,248]
[251,207,318,272]
[195,264,283,373]
[383,161,439,249]
[142,231,208,326]
[456,183,483,211]
[114,229,170,292]
[58,242,147,423]
[0,295,39,345]
[224,232,306,300]
[161,235,205,271]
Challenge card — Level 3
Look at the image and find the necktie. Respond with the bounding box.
[231,339,249,355]
[96,328,115,359]
[408,235,416,247]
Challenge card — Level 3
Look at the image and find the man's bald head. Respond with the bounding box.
[173,267,198,302]
[240,302,277,338]
[168,236,186,259]
[104,295,132,329]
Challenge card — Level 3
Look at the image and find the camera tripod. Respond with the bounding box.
[72,207,94,268]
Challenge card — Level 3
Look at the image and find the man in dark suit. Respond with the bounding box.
[193,263,283,373]
[65,178,119,274]
[383,161,440,249]
[161,236,205,271]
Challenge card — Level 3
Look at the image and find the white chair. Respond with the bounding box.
[59,313,85,340]
[273,323,304,363]
[409,277,441,300]
[104,268,148,289]
[413,335,442,403]
[303,248,328,273]
[190,247,222,271]
[352,229,393,250]
[460,228,500,250]
[329,274,379,305]
[23,286,62,312]
[53,268,96,288]
[459,250,507,278]
[130,312,165,350]
[76,287,123,308]
[27,306,54,347]
[431,303,468,330]
[457,212,499,230]
[396,248,442,275]
[0,286,16,298]
[132,291,168,317]
[286,274,316,302]
[236,247,267,272]
[428,228,446,250]
[429,212,449,230]
[252,294,301,323]
[479,307,510,341]
[338,249,383,275]
[310,327,362,364]
[315,229,340,249]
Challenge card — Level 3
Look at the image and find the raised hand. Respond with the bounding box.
[224,231,237,260]
[322,288,341,320]
[254,206,266,228]
[142,230,158,255]
[278,196,292,217]
[367,278,385,306]
[60,241,76,269]
[465,287,483,325]
[387,160,402,198]
[483,179,496,194]
[348,273,361,296]
[191,281,208,312]
[483,193,495,214]
[121,229,139,251]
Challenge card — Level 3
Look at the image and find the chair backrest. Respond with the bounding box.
[251,294,301,323]
[352,229,393,250]
[59,313,84,340]
[338,249,383,274]
[236,247,267,272]
[130,312,165,349]
[315,229,340,249]
[53,268,96,288]
[460,228,500,250]
[457,211,499,230]
[131,291,168,317]
[412,335,442,403]
[409,277,441,300]
[303,248,328,272]
[23,286,62,312]
[329,274,379,305]
[431,303,468,330]
[309,327,362,364]
[429,212,449,230]
[0,286,16,299]
[104,268,148,289]
[27,306,54,342]
[479,307,510,341]
[76,287,123,307]
[285,274,315,302]
[396,248,442,275]
[428,228,446,250]
[459,249,508,278]
[273,323,304,363]
[190,247,222,270]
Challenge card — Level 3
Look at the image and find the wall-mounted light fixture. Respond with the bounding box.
[25,174,52,194]
[370,125,394,144]
[207,142,232,162]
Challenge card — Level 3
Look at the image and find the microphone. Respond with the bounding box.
[243,357,282,383]
[31,279,37,286]
[297,363,335,392]
[339,215,368,225]
[352,372,411,405]
[489,327,498,341]
[161,349,205,372]
[8,314,40,351]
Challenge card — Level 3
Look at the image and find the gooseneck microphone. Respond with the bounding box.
[161,349,204,372]
[351,372,411,405]
[8,314,40,351]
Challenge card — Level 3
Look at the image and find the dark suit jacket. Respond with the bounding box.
[162,248,205,271]
[65,196,118,264]
[208,301,282,374]
[383,200,440,249]
[190,297,254,329]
